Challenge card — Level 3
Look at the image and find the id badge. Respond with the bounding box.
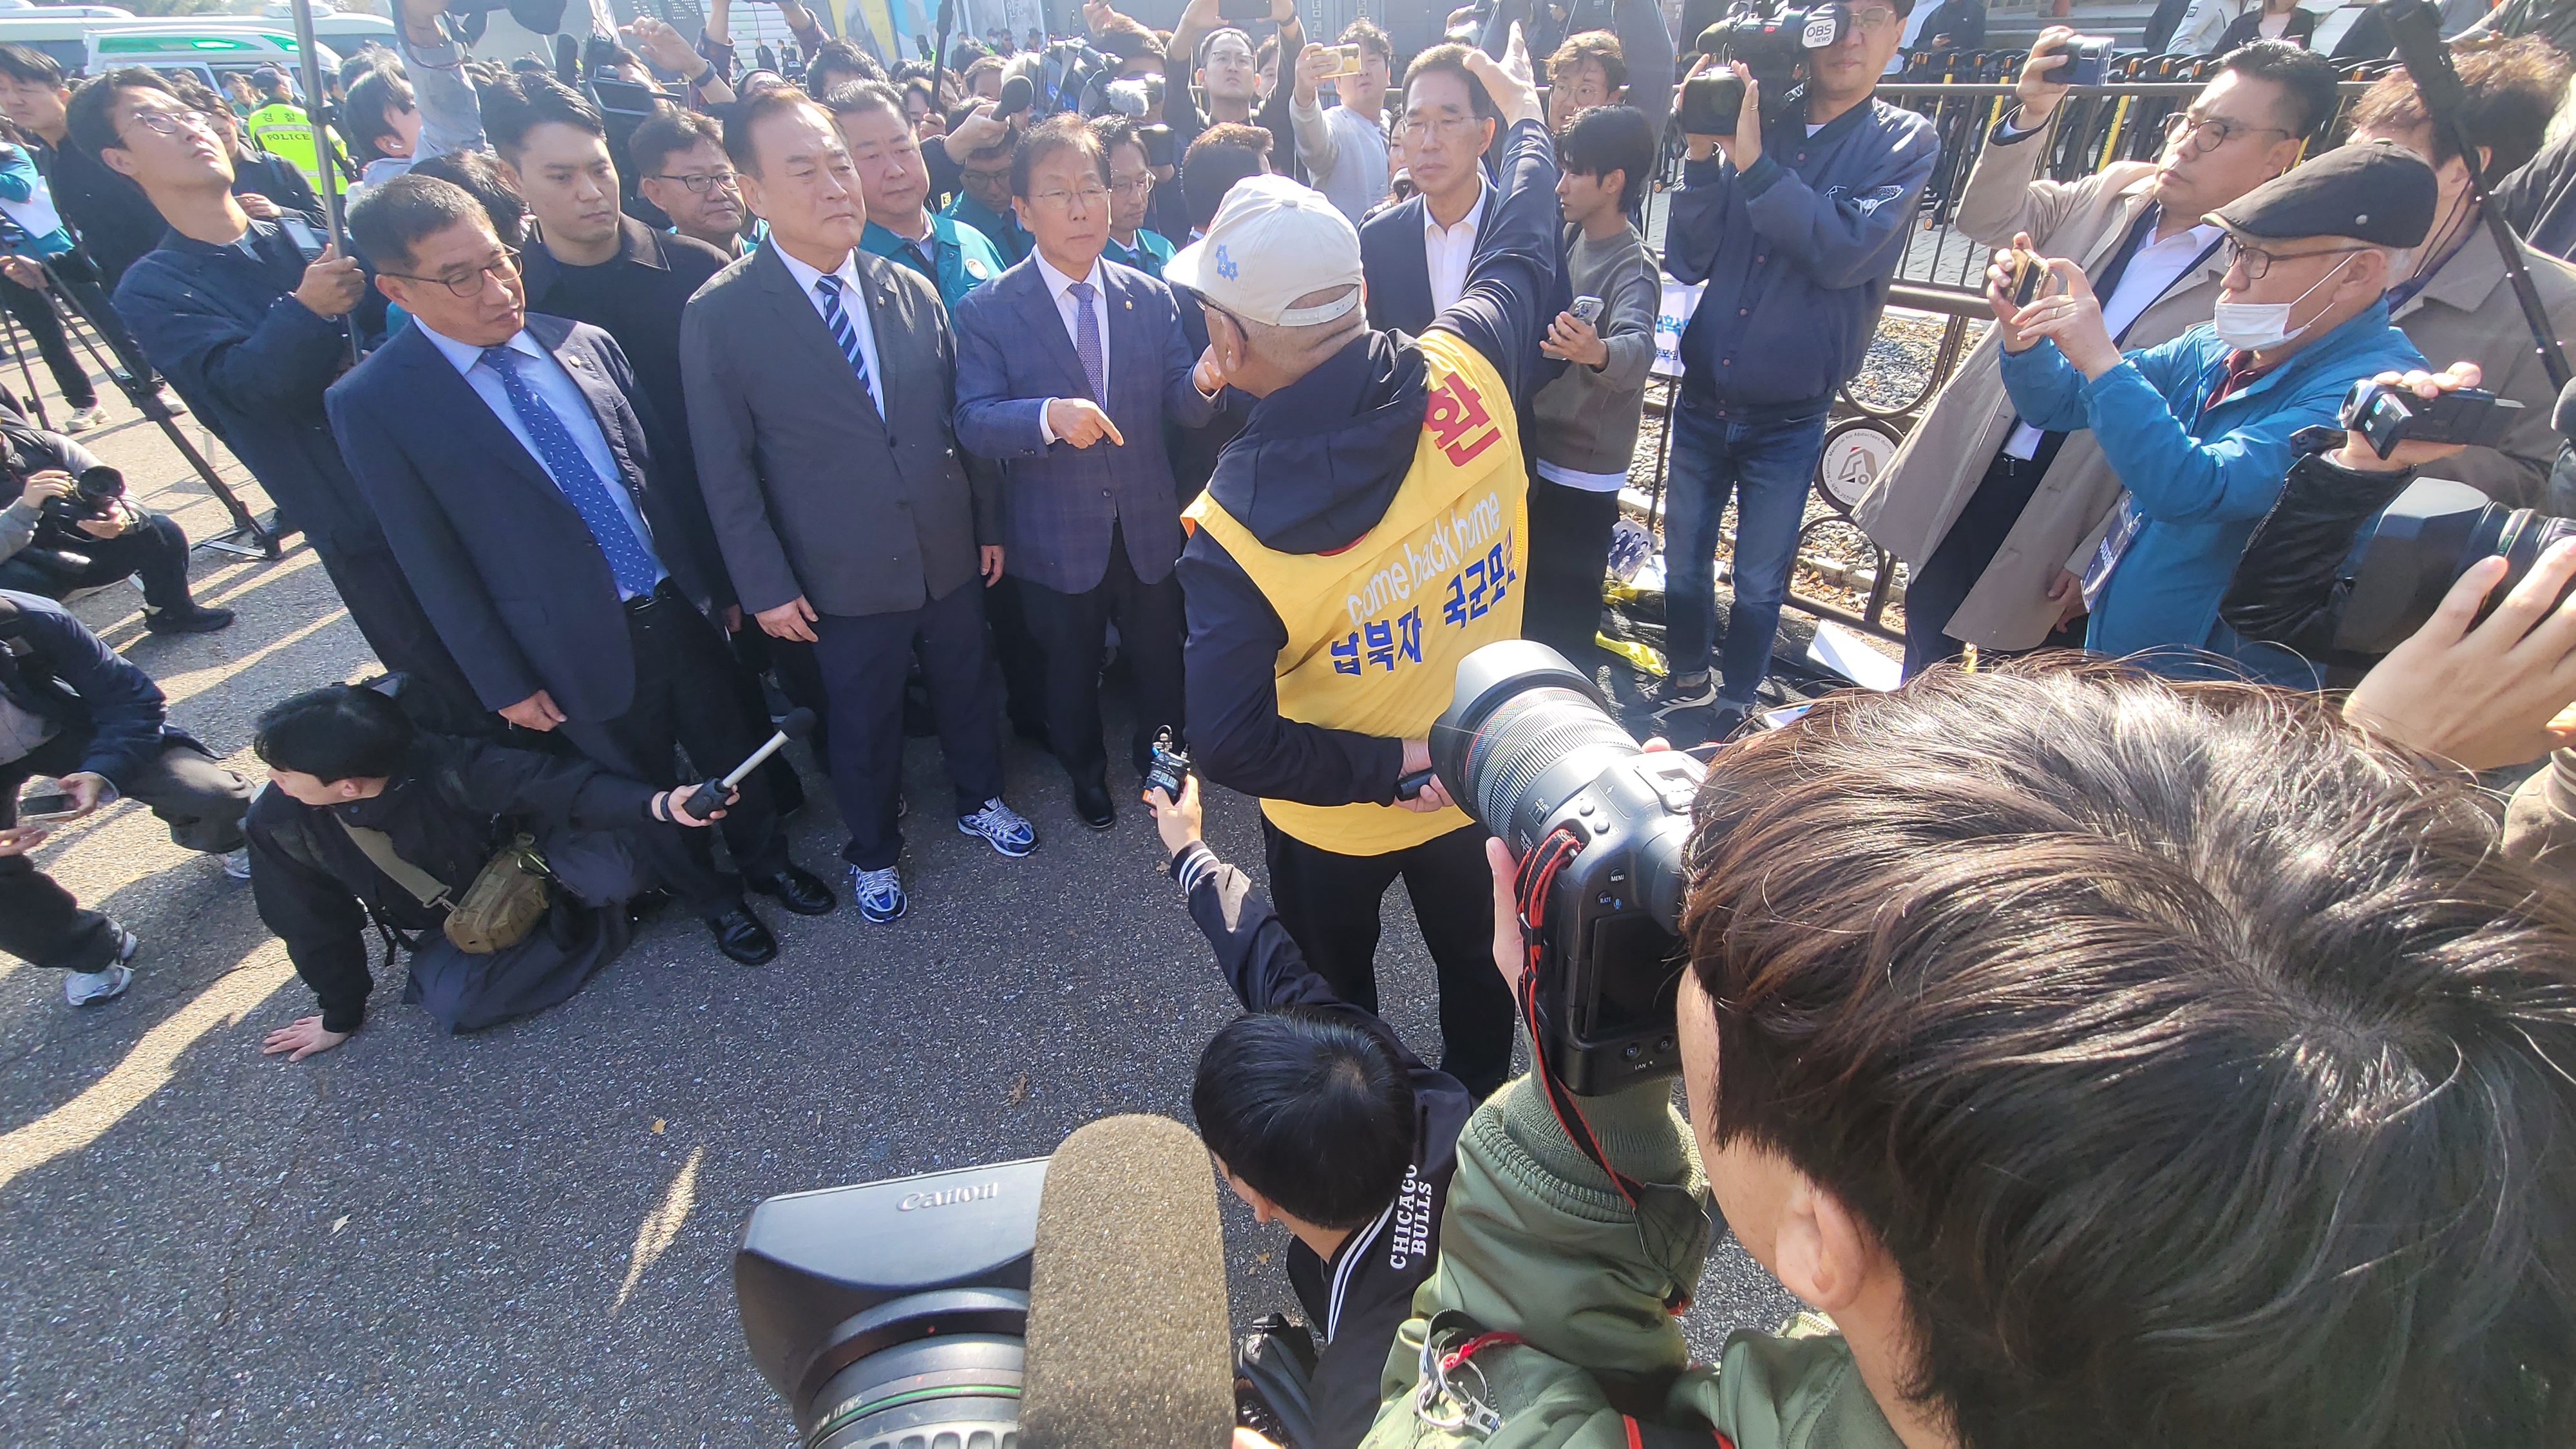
[2079,495,2143,614]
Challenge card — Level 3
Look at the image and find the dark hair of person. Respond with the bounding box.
[406,148,529,248]
[806,37,883,96]
[1556,104,1654,211]
[336,50,383,92]
[63,68,171,161]
[627,104,724,178]
[0,43,62,89]
[2217,38,2342,142]
[819,77,905,126]
[1678,659,2576,1446]
[1402,43,1499,124]
[1191,1007,1417,1231]
[721,84,833,175]
[1255,33,1278,77]
[1088,111,1142,164]
[478,71,605,160]
[901,74,938,116]
[347,172,489,273]
[1010,111,1106,198]
[1548,30,1627,95]
[253,685,417,784]
[344,64,417,166]
[1340,18,1392,60]
[1182,122,1269,229]
[2345,34,2571,179]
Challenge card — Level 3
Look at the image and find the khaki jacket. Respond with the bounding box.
[2388,225,2576,509]
[1856,124,2230,651]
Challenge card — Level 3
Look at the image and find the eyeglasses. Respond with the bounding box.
[1030,182,1112,209]
[2162,111,2294,155]
[1109,173,1156,196]
[1401,113,1484,143]
[1849,5,1900,32]
[650,169,739,194]
[2220,238,2370,281]
[382,245,523,298]
[122,107,214,140]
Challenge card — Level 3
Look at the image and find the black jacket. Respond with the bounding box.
[246,733,661,1032]
[1177,118,1557,807]
[518,217,731,469]
[24,130,168,289]
[1172,840,1472,1449]
[0,589,183,784]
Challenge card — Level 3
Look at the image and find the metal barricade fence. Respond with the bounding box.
[1627,73,2375,646]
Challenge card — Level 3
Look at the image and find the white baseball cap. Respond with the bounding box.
[1163,174,1364,328]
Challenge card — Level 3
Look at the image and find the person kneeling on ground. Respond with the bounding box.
[1149,775,1474,1449]
[1319,661,2575,1448]
[247,683,739,1061]
[0,404,233,632]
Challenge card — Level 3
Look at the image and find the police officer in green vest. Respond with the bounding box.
[242,67,343,196]
[826,81,1005,309]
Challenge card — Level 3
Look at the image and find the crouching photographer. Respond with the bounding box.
[1332,641,2576,1448]
[0,407,232,632]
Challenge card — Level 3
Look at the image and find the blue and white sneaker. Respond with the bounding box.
[64,925,138,1007]
[957,797,1036,858]
[849,864,907,923]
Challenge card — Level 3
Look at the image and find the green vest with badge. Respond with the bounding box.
[860,212,1002,310]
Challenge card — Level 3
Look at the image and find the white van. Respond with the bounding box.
[0,15,348,83]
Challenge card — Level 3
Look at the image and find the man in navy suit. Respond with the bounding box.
[953,115,1220,830]
[1358,45,1498,338]
[329,175,837,966]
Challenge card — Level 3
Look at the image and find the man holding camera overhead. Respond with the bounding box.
[1859,36,2336,674]
[1642,3,1937,735]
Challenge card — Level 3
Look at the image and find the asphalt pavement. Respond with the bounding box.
[0,377,1798,1446]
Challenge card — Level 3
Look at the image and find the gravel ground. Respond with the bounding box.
[0,345,1798,1444]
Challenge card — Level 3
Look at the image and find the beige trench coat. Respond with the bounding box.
[1856,126,2230,651]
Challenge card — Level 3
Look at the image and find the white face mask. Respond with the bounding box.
[2208,254,2355,352]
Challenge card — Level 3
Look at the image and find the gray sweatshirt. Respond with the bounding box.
[1530,221,1662,484]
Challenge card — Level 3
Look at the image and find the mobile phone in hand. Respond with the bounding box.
[2010,249,2045,307]
[15,789,80,822]
[1569,294,1605,325]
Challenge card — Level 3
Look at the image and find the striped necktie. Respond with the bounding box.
[813,272,878,414]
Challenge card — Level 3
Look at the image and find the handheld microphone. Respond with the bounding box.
[553,32,580,84]
[683,708,814,821]
[998,73,1036,118]
[1019,1115,1235,1449]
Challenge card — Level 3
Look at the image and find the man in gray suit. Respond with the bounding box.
[681,88,1037,928]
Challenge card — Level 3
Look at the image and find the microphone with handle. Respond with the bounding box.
[682,708,814,822]
[1021,1115,1236,1448]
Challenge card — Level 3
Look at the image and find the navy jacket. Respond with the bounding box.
[327,314,734,721]
[1358,185,1571,413]
[1177,118,1558,807]
[952,255,1217,594]
[0,589,181,786]
[112,220,386,554]
[1665,94,1938,411]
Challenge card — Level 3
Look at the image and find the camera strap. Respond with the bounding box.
[1512,824,1700,1316]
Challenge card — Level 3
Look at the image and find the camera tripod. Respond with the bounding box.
[0,254,280,560]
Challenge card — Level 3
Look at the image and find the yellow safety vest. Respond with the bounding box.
[245,100,329,194]
[1186,327,1528,857]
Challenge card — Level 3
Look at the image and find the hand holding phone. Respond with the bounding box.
[15,788,81,823]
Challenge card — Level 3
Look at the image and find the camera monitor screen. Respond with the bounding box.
[1582,914,1684,1040]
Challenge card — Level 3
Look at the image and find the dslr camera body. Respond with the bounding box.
[1683,2,1850,134]
[25,464,124,571]
[1432,643,1703,1095]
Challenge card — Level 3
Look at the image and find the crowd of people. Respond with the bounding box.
[0,0,2571,1442]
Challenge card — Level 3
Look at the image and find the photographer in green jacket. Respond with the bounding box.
[1294,661,2576,1449]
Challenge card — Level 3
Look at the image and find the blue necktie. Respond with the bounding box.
[1068,279,1106,404]
[478,345,661,598]
[813,273,878,413]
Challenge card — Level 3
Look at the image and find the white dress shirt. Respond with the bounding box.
[1033,251,1113,444]
[2004,213,2226,460]
[1423,176,1490,316]
[414,319,665,596]
[773,241,887,417]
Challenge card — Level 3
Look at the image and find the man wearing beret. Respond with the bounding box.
[1985,141,2434,677]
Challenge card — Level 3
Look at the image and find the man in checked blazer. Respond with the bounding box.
[683,89,1037,928]
[952,115,1219,831]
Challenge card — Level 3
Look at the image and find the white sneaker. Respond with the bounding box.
[64,926,138,1007]
[61,403,108,433]
[220,847,251,881]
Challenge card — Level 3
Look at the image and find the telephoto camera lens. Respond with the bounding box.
[1432,641,1704,1094]
[2334,478,2576,656]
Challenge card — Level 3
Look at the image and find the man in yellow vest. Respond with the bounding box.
[1161,30,1550,1099]
[243,67,341,197]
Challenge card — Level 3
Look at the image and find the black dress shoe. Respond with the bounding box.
[747,863,836,915]
[143,605,235,635]
[1072,777,1116,830]
[706,904,779,965]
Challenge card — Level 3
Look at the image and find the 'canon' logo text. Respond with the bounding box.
[898,1182,1001,1212]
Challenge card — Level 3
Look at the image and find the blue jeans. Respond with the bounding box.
[1661,399,1832,705]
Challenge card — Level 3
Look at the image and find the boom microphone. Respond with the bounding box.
[1019,1115,1235,1449]
[683,707,814,821]
[997,73,1036,118]
[553,32,580,84]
